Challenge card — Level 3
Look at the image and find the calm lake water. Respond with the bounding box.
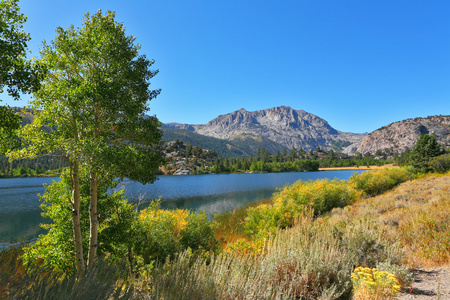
[0,170,361,244]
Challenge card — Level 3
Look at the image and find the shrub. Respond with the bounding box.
[376,261,414,288]
[351,267,400,300]
[350,168,411,197]
[244,179,359,237]
[150,212,402,300]
[10,256,133,299]
[428,153,450,173]
[133,202,217,263]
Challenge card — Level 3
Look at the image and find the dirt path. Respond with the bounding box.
[398,266,450,300]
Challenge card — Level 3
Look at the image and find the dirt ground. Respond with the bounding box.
[398,266,450,300]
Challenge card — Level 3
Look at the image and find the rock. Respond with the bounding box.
[357,116,450,155]
[163,106,366,152]
[173,167,191,175]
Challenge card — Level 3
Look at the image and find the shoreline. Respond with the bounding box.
[319,164,396,171]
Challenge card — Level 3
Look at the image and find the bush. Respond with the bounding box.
[376,261,414,288]
[351,267,400,300]
[244,179,359,237]
[150,213,402,300]
[428,153,450,173]
[134,202,217,263]
[350,168,412,197]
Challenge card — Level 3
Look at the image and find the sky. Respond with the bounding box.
[2,0,450,133]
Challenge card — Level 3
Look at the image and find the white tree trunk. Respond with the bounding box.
[72,162,85,275]
[87,170,99,268]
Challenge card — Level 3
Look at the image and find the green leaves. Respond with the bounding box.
[410,134,444,173]
[12,9,163,273]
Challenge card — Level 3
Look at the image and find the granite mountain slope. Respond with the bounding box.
[356,115,450,155]
[163,106,365,152]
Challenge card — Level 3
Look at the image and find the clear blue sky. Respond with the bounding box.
[2,0,450,133]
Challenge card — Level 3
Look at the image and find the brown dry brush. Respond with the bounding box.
[0,247,133,300]
[149,212,401,300]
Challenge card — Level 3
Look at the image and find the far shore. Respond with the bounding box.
[319,164,397,171]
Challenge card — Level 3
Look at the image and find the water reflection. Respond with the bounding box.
[158,188,275,215]
[0,210,47,243]
[1,170,361,243]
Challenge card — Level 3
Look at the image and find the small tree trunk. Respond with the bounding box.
[87,170,99,268]
[72,162,85,275]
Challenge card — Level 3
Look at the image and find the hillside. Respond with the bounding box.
[163,106,366,153]
[356,115,450,155]
[162,128,285,157]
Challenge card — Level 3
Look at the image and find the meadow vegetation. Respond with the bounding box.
[2,166,448,299]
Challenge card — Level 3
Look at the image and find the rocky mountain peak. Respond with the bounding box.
[190,106,364,151]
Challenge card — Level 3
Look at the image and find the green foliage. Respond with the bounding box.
[409,134,443,173]
[428,153,450,174]
[0,154,67,177]
[376,261,414,288]
[0,105,22,154]
[22,167,136,275]
[0,0,41,100]
[12,9,163,183]
[244,179,359,237]
[7,10,163,272]
[134,202,218,263]
[243,168,412,240]
[0,0,42,154]
[350,168,412,197]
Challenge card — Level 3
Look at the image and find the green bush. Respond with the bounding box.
[428,153,450,173]
[244,179,359,237]
[350,168,412,197]
[134,202,217,263]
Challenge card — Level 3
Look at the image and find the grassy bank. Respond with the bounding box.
[2,168,449,299]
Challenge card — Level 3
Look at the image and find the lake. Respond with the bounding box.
[0,170,361,244]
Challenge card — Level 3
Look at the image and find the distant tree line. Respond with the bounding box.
[0,155,67,177]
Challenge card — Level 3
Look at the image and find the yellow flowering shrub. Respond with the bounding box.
[226,238,265,256]
[351,267,401,300]
[244,179,359,237]
[350,167,411,197]
[134,203,217,263]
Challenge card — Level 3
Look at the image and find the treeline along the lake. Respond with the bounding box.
[0,155,67,177]
[1,139,394,177]
[160,140,393,175]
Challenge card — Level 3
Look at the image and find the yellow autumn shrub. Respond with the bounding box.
[352,267,400,300]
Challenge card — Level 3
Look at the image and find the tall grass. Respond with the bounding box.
[149,210,401,299]
[0,246,133,299]
[329,172,450,268]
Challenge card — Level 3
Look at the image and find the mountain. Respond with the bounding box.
[163,106,365,153]
[356,115,450,155]
[162,128,285,157]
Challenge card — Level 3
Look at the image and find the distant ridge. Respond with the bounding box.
[356,115,450,155]
[162,106,365,153]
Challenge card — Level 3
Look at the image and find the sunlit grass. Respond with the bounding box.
[3,169,448,299]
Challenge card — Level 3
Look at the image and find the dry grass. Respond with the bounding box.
[150,210,401,300]
[328,173,450,268]
[319,164,397,171]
